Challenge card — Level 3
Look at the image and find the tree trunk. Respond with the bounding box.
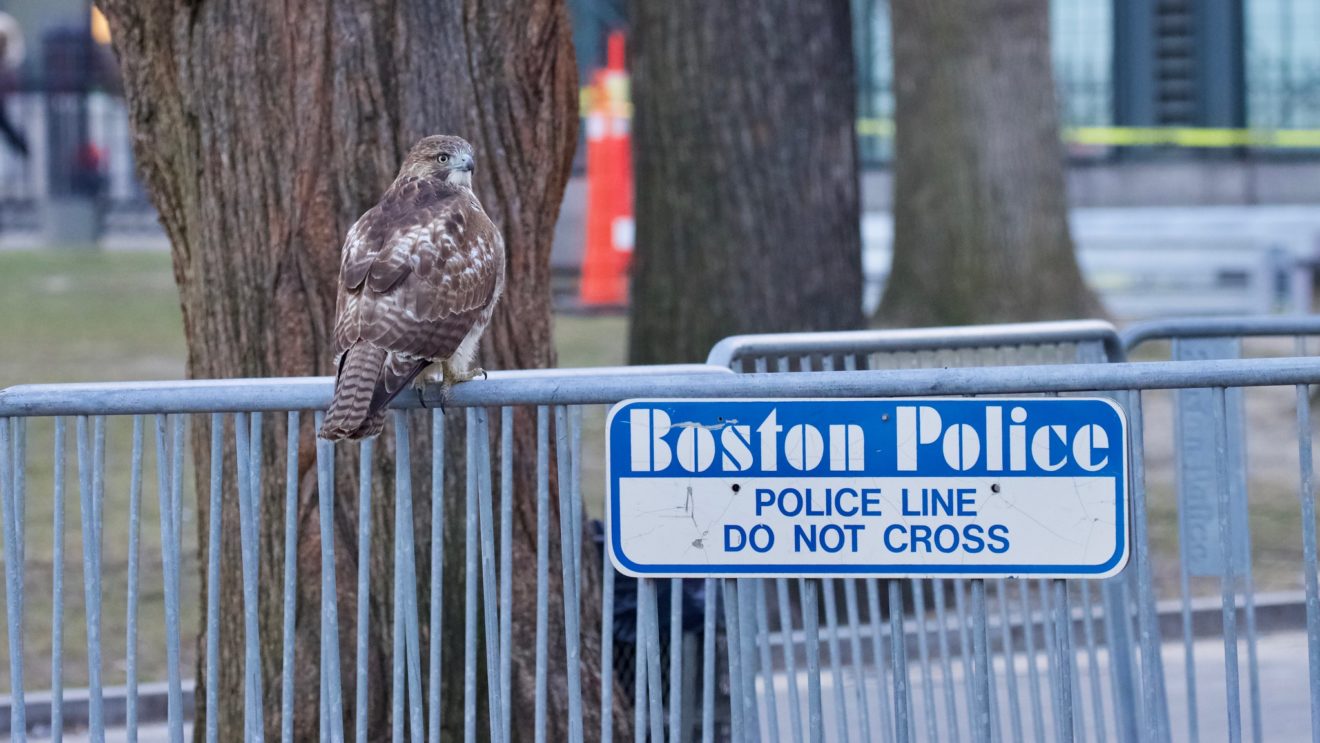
[627,0,864,365]
[97,1,612,740]
[879,0,1103,326]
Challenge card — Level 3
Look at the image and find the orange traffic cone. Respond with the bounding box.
[579,32,633,308]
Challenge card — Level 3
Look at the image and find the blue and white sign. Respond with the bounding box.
[606,398,1129,579]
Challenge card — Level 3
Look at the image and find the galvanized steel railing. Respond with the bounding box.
[1,353,1319,741]
[708,321,1145,743]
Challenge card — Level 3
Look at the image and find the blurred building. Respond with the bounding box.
[574,0,1320,182]
[0,0,1308,253]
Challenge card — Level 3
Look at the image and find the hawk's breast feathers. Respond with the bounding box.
[333,176,505,364]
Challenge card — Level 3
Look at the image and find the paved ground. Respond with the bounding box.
[27,723,192,742]
[34,631,1311,741]
[758,629,1314,743]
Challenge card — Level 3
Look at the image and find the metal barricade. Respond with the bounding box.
[0,350,1318,741]
[707,321,1151,743]
[1121,315,1320,743]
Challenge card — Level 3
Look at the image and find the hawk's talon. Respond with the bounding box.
[416,385,429,409]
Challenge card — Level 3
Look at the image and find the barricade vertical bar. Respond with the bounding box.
[994,580,1023,742]
[970,582,992,743]
[600,552,616,743]
[204,415,223,743]
[842,579,871,743]
[50,418,66,742]
[700,578,716,743]
[123,416,142,743]
[534,407,549,743]
[1017,581,1046,743]
[865,580,894,743]
[630,607,646,739]
[238,412,269,742]
[555,406,585,741]
[755,580,781,743]
[10,419,24,622]
[91,417,108,739]
[173,416,185,582]
[81,415,106,743]
[1039,580,1061,741]
[1101,576,1139,743]
[430,410,446,743]
[1173,388,1201,743]
[776,578,806,743]
[464,410,479,743]
[1078,582,1107,743]
[932,579,960,743]
[1125,391,1170,743]
[390,425,405,743]
[500,407,514,743]
[672,578,688,742]
[643,579,665,743]
[800,580,825,743]
[954,580,977,728]
[738,580,761,740]
[1240,532,1263,743]
[911,580,939,742]
[888,580,910,743]
[355,437,376,743]
[233,413,253,740]
[1051,581,1075,743]
[821,580,851,743]
[321,420,342,743]
[0,417,24,743]
[322,653,329,743]
[1065,586,1086,743]
[12,417,24,610]
[283,412,301,743]
[1295,337,1320,743]
[571,406,583,595]
[94,417,106,578]
[248,413,262,554]
[1213,387,1243,743]
[475,409,506,743]
[634,591,648,743]
[148,415,177,742]
[724,579,747,741]
[397,413,426,743]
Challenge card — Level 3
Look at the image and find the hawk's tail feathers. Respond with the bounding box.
[319,343,391,441]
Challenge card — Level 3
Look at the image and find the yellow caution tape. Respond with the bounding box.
[1064,125,1320,148]
[576,91,1320,149]
[854,117,1320,148]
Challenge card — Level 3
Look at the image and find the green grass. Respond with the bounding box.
[0,251,186,386]
[0,250,629,694]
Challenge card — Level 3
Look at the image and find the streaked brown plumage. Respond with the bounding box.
[319,135,505,440]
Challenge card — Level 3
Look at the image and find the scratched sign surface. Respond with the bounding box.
[606,398,1129,579]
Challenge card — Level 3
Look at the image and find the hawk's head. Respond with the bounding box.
[400,135,476,189]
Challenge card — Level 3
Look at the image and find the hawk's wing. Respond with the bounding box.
[320,177,503,438]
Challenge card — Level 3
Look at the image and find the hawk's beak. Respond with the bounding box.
[460,154,475,173]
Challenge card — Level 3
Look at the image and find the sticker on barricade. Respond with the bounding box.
[606,398,1129,579]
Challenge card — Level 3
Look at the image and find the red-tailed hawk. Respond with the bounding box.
[319,135,505,440]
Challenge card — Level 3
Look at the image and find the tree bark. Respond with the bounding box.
[879,0,1103,326]
[627,0,864,365]
[97,1,610,740]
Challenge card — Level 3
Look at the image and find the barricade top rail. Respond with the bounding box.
[705,319,1124,367]
[3,355,1320,417]
[1121,314,1320,352]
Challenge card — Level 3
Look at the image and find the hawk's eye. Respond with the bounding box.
[438,153,450,164]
